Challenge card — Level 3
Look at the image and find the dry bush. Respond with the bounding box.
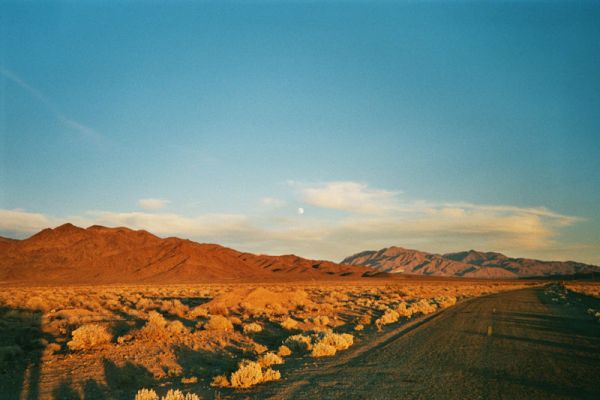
[354,324,364,331]
[436,296,457,309]
[243,322,262,334]
[311,342,337,357]
[375,309,399,329]
[139,311,190,341]
[316,332,354,351]
[189,306,209,319]
[135,389,201,400]
[277,345,292,357]
[211,374,230,388]
[229,360,264,388]
[162,389,201,400]
[135,389,159,400]
[280,317,299,330]
[258,352,284,367]
[410,299,438,315]
[312,315,330,326]
[284,334,312,351]
[262,367,281,383]
[395,302,413,318]
[67,324,112,351]
[204,315,234,331]
[160,300,190,318]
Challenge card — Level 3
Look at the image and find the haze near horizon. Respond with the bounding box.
[1,1,599,264]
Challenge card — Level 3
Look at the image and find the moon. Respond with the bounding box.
[297,207,305,215]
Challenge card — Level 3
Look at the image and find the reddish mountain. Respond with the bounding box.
[0,224,378,284]
[342,247,599,278]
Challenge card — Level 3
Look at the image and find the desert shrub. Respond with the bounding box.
[395,302,413,318]
[189,306,209,319]
[211,374,230,388]
[135,388,159,400]
[160,300,189,318]
[277,345,292,357]
[162,389,201,400]
[316,332,354,350]
[230,360,264,388]
[67,324,112,351]
[280,317,299,330]
[375,309,399,329]
[312,315,330,326]
[436,296,457,309]
[284,334,312,351]
[204,315,234,331]
[135,297,156,311]
[252,342,268,354]
[242,322,263,334]
[262,367,281,383]
[311,342,337,357]
[181,376,198,384]
[411,299,438,315]
[258,352,284,367]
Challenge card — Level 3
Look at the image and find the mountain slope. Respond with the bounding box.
[0,224,377,284]
[342,247,599,278]
[443,249,597,277]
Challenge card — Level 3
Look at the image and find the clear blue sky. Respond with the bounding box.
[1,1,599,263]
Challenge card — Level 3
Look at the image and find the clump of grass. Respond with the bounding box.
[315,332,354,351]
[310,342,337,357]
[277,345,292,357]
[375,309,399,330]
[242,322,263,334]
[135,389,201,400]
[284,334,313,351]
[135,388,159,400]
[258,352,284,367]
[225,360,281,388]
[204,315,234,331]
[67,324,112,351]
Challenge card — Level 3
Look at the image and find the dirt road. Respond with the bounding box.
[262,287,600,400]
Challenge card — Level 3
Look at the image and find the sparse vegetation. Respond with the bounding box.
[0,281,531,397]
[67,323,112,351]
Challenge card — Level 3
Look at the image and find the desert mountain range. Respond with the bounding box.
[342,246,599,278]
[0,223,378,284]
[1,224,597,284]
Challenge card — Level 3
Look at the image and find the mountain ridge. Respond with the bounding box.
[342,246,599,278]
[0,224,380,284]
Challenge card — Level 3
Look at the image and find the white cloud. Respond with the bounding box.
[0,181,594,263]
[138,198,169,210]
[300,181,400,214]
[0,209,52,234]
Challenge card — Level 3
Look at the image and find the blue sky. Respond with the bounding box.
[1,1,599,263]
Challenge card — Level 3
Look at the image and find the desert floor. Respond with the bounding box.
[1,280,598,400]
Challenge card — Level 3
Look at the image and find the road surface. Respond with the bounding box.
[263,287,600,400]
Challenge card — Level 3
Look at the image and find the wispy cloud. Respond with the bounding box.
[0,181,594,263]
[0,66,103,143]
[260,197,285,208]
[297,181,401,214]
[138,198,170,210]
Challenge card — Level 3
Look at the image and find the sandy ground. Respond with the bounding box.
[2,280,598,399]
